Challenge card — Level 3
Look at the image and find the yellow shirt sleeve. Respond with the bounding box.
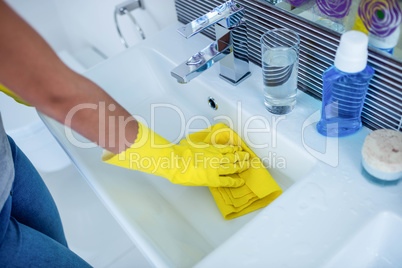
[0,83,32,107]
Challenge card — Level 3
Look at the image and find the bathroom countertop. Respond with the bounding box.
[192,73,402,267]
[195,119,402,267]
[41,23,402,267]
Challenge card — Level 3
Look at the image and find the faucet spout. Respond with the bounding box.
[171,41,231,84]
[170,0,251,85]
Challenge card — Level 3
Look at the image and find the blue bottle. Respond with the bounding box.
[317,31,374,137]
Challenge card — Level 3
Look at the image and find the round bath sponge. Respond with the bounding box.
[362,129,402,181]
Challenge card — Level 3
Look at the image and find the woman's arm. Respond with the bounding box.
[0,1,138,154]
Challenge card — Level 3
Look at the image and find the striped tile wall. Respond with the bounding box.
[174,0,402,131]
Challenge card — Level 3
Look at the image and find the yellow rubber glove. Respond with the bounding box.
[0,83,32,106]
[102,122,250,187]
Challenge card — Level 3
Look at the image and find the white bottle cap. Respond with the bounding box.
[369,25,401,49]
[334,30,369,73]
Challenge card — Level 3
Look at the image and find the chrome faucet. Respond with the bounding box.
[171,0,251,85]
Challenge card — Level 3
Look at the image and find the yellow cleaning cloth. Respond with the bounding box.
[185,123,282,220]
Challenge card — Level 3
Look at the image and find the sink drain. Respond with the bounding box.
[208,97,218,110]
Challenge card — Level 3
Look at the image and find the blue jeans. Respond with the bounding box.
[0,136,91,267]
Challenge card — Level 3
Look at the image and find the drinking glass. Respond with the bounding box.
[260,28,300,114]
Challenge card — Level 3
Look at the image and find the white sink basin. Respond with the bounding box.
[324,211,402,267]
[41,23,402,267]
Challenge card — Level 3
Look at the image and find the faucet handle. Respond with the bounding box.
[177,0,245,39]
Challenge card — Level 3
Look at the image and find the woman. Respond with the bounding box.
[0,1,248,266]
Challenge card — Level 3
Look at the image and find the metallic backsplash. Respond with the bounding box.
[174,0,402,131]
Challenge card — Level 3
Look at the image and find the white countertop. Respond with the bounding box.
[41,23,402,267]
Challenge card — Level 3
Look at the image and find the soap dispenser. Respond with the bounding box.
[317,30,374,137]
